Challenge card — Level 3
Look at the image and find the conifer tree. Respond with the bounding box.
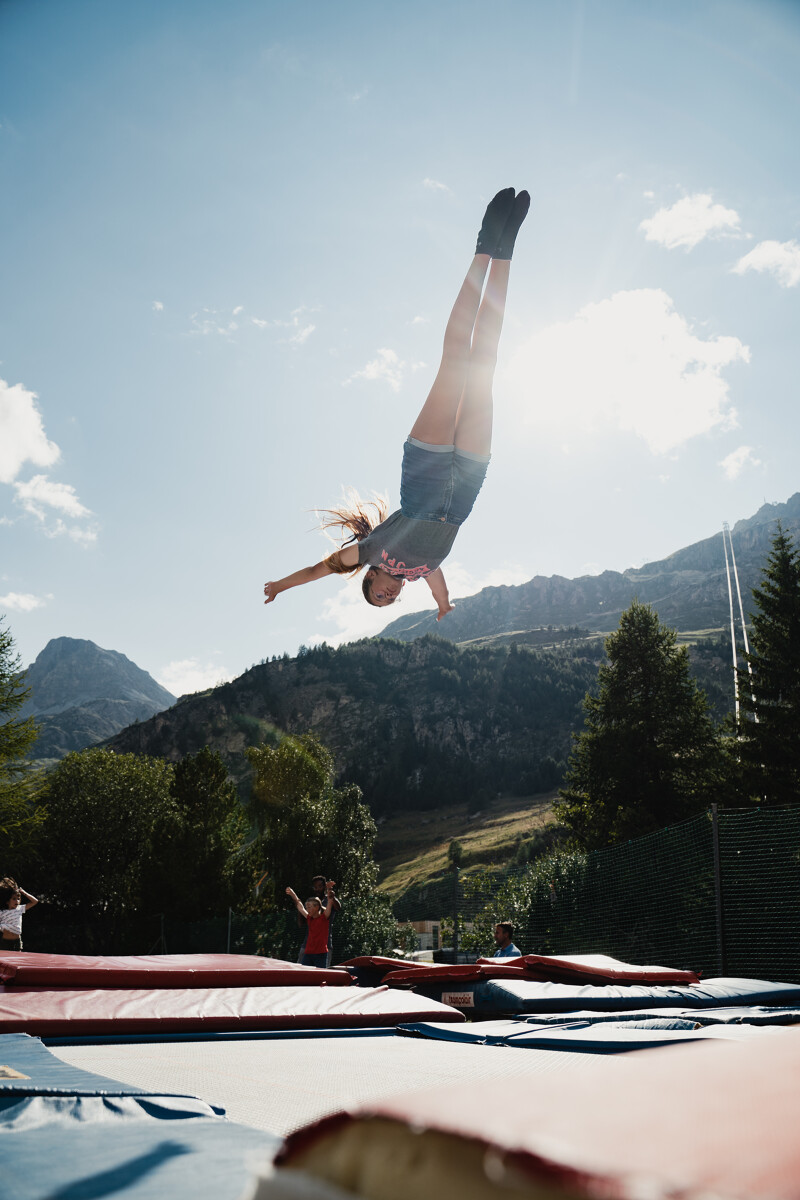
[556,600,727,849]
[738,524,800,804]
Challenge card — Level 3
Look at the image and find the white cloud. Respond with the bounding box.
[313,561,530,648]
[250,305,318,346]
[152,300,164,312]
[643,190,655,199]
[732,240,800,288]
[12,474,96,543]
[232,305,244,315]
[156,658,234,698]
[719,445,762,480]
[189,308,239,338]
[503,288,749,455]
[14,475,91,520]
[422,178,453,195]
[410,315,428,326]
[639,193,741,250]
[287,323,315,347]
[344,347,406,392]
[0,592,47,613]
[0,378,60,484]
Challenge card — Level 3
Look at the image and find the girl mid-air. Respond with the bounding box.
[264,187,529,618]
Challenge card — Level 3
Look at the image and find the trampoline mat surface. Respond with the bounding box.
[52,1031,608,1137]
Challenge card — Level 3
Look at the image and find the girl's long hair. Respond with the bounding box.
[316,488,388,576]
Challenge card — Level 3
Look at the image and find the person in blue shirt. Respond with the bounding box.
[492,921,522,958]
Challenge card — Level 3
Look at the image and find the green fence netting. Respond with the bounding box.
[394,806,800,982]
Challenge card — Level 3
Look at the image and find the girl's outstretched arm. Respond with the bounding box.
[285,887,308,918]
[265,545,359,604]
[425,568,455,621]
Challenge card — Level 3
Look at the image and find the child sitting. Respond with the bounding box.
[0,878,39,952]
[285,880,336,968]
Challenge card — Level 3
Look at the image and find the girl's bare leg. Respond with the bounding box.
[454,258,510,456]
[408,255,490,446]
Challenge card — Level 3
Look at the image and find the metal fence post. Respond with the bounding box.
[453,868,460,963]
[226,907,232,954]
[711,804,727,975]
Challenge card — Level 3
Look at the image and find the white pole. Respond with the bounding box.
[722,525,740,724]
[725,522,758,719]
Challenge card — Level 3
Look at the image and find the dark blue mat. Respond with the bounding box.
[513,1006,800,1027]
[1,1094,278,1200]
[0,1033,153,1097]
[423,976,800,1015]
[398,1018,780,1052]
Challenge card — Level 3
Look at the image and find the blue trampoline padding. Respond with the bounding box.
[398,1019,780,1052]
[0,1033,154,1096]
[515,1006,800,1027]
[421,976,800,1015]
[1,1094,279,1200]
[44,1026,399,1046]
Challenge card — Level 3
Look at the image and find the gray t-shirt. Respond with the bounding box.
[357,510,458,581]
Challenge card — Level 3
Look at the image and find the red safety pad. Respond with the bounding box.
[0,983,465,1035]
[385,954,699,990]
[386,962,530,986]
[0,952,352,989]
[281,1028,800,1199]
[339,957,428,975]
[477,953,701,985]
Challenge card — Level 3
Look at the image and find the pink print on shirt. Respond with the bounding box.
[380,551,431,580]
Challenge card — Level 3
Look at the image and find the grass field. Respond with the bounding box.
[375,791,557,896]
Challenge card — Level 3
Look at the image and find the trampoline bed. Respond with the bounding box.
[51,1029,611,1137]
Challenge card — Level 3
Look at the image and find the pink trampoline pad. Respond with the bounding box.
[281,1026,800,1199]
[0,952,352,989]
[0,983,465,1036]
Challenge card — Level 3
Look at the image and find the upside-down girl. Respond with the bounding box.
[264,187,529,619]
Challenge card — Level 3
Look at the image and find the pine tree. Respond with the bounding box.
[0,617,42,863]
[738,524,800,804]
[556,600,727,849]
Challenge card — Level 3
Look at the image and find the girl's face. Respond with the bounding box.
[7,893,20,909]
[367,569,404,606]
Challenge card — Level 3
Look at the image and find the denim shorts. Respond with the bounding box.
[400,438,490,527]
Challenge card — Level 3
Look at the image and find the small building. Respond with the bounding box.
[411,919,442,951]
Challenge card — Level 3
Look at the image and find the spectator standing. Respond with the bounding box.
[492,921,521,958]
[0,878,38,952]
[296,874,342,966]
[286,881,336,967]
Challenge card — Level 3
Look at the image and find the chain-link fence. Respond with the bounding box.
[393,806,800,982]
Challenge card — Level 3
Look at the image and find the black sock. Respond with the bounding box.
[475,188,515,256]
[494,191,530,260]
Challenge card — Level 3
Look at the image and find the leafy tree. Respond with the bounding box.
[0,616,43,868]
[40,748,174,923]
[245,732,389,957]
[556,600,728,848]
[144,747,248,919]
[738,524,800,803]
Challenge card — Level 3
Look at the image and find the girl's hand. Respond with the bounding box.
[264,582,280,605]
[437,603,455,621]
[285,886,294,897]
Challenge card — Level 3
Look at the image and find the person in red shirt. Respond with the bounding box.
[285,881,336,967]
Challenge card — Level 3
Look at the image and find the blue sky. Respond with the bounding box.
[2,0,799,695]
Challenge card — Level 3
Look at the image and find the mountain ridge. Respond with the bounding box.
[376,493,800,644]
[22,637,176,760]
